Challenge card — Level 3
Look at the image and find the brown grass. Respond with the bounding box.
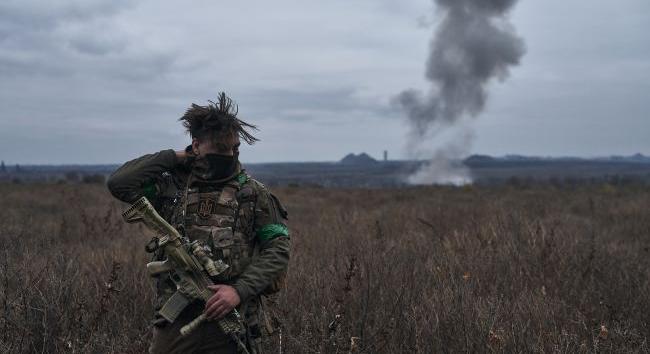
[0,182,649,353]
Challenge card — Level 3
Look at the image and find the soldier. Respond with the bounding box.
[107,92,290,354]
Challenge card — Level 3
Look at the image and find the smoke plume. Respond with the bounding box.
[397,0,525,184]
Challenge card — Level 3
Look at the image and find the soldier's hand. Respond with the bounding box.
[204,285,241,320]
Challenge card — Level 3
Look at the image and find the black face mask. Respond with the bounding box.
[192,153,239,181]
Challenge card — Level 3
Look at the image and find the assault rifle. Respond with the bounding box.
[122,196,250,354]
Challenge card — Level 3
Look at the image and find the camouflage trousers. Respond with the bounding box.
[148,303,238,354]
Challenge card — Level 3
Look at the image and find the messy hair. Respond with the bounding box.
[179,92,259,145]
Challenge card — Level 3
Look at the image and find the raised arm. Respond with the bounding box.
[107,149,185,204]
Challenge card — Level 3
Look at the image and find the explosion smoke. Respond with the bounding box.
[397,0,526,184]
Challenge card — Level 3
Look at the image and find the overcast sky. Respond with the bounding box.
[1,0,648,164]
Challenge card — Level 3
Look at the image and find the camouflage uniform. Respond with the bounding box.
[107,149,290,354]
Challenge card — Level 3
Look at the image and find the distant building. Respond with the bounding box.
[339,153,378,165]
[383,150,388,162]
[0,160,5,173]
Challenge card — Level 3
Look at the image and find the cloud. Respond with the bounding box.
[0,0,649,164]
[0,0,176,80]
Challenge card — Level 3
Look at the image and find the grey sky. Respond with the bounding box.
[0,0,648,164]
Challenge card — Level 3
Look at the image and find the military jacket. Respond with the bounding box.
[107,149,290,330]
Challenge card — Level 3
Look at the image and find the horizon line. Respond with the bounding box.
[2,152,649,167]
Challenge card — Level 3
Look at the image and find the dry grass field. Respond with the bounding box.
[1,182,649,353]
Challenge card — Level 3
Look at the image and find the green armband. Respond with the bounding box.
[256,223,289,241]
[237,172,248,185]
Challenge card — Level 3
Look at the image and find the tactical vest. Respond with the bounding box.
[168,176,257,281]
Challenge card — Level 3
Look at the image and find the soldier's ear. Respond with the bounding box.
[191,138,200,156]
